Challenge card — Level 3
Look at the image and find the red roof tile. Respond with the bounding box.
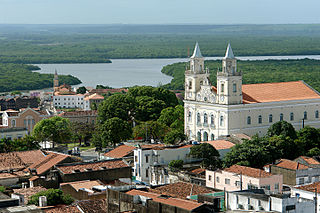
[190,168,206,176]
[126,189,203,211]
[15,150,46,166]
[44,205,81,213]
[13,186,46,203]
[76,199,107,213]
[299,156,320,165]
[204,140,235,150]
[0,152,26,171]
[104,145,135,158]
[275,159,309,170]
[295,182,320,193]
[224,165,273,178]
[61,180,104,192]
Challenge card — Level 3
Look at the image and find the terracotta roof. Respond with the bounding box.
[140,144,166,149]
[149,182,213,199]
[189,168,206,176]
[295,182,320,193]
[104,145,135,158]
[76,199,107,213]
[27,152,70,175]
[274,159,309,170]
[178,144,193,149]
[224,165,273,178]
[0,171,28,180]
[242,81,320,104]
[57,159,129,174]
[126,189,203,211]
[6,111,19,116]
[204,140,235,150]
[0,152,26,171]
[61,180,104,192]
[13,186,46,203]
[15,150,46,166]
[59,110,97,117]
[44,205,81,213]
[84,93,104,101]
[298,156,320,165]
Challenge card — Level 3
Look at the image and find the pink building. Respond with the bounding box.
[206,165,283,193]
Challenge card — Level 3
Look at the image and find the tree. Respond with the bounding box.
[189,143,220,169]
[168,160,183,171]
[76,86,87,94]
[163,130,186,145]
[94,117,132,148]
[307,147,320,157]
[32,116,72,148]
[135,96,166,121]
[158,105,184,132]
[267,121,297,139]
[268,135,298,160]
[296,126,320,155]
[28,189,73,206]
[133,120,169,141]
[70,122,95,145]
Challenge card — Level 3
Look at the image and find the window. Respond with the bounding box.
[220,116,224,126]
[225,178,230,184]
[211,114,214,125]
[11,119,16,127]
[188,111,192,122]
[145,155,149,163]
[247,116,251,125]
[233,83,237,93]
[197,132,201,142]
[208,175,212,181]
[316,110,319,118]
[280,113,284,121]
[275,183,279,190]
[298,178,304,185]
[188,81,192,90]
[304,111,308,120]
[269,114,273,123]
[211,134,215,141]
[197,113,200,124]
[203,132,208,141]
[146,169,149,178]
[221,84,224,93]
[258,115,262,124]
[135,156,138,162]
[204,113,208,124]
[290,112,294,121]
[216,176,220,183]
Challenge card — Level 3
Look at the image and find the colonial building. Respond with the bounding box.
[184,43,320,141]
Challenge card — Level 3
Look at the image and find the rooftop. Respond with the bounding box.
[189,168,206,176]
[191,42,203,58]
[13,186,46,203]
[126,189,203,211]
[224,165,273,178]
[273,159,309,170]
[59,110,97,117]
[149,181,213,199]
[84,93,104,101]
[0,152,26,171]
[295,182,320,193]
[104,145,135,158]
[44,205,81,213]
[60,180,104,193]
[76,199,107,213]
[57,159,129,174]
[204,140,235,150]
[297,156,320,165]
[15,150,46,166]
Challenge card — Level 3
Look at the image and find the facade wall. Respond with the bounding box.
[53,95,85,109]
[60,184,106,200]
[291,188,318,213]
[0,129,27,140]
[296,168,320,185]
[270,166,296,185]
[226,192,270,211]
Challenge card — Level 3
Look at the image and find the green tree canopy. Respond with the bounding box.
[296,126,320,155]
[28,189,73,206]
[158,105,184,132]
[267,121,297,139]
[189,143,220,169]
[135,96,166,121]
[76,86,87,94]
[133,120,169,141]
[163,130,186,145]
[307,147,320,157]
[168,160,184,171]
[32,116,72,147]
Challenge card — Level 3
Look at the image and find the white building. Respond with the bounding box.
[184,43,320,141]
[53,94,85,109]
[291,182,320,213]
[133,144,196,184]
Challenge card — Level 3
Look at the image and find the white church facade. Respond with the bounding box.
[184,43,320,141]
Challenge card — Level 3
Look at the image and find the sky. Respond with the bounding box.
[0,0,319,24]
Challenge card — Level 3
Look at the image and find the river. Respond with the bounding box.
[35,55,320,88]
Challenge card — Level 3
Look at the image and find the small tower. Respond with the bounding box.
[53,70,59,91]
[185,42,210,101]
[216,44,242,105]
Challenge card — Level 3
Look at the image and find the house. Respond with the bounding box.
[60,180,106,200]
[0,127,28,140]
[59,110,97,124]
[133,144,198,184]
[83,93,104,110]
[184,43,320,140]
[56,159,131,183]
[227,189,315,212]
[294,156,320,168]
[206,165,283,193]
[203,140,235,158]
[0,96,38,111]
[103,144,136,160]
[291,182,320,213]
[11,186,46,205]
[264,158,320,186]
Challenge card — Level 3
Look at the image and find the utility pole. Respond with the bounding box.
[302,118,305,128]
[315,188,318,213]
[240,172,243,191]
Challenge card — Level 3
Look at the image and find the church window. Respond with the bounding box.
[221,84,224,93]
[197,113,200,124]
[204,113,208,124]
[211,114,214,125]
[315,110,319,119]
[304,111,308,120]
[247,116,251,125]
[211,134,215,141]
[188,111,192,122]
[280,113,284,121]
[233,83,237,93]
[290,112,294,121]
[269,114,273,123]
[203,132,208,141]
[197,132,201,142]
[220,116,224,126]
[258,115,262,124]
[11,119,16,127]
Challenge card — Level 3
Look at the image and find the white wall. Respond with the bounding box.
[53,95,84,109]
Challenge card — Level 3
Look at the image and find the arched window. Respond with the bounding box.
[11,119,16,127]
[233,83,237,93]
[197,132,201,142]
[269,114,273,123]
[204,113,208,124]
[211,134,215,141]
[221,84,224,93]
[290,112,294,121]
[188,111,192,122]
[203,132,208,141]
[197,113,200,124]
[188,81,192,90]
[258,115,262,124]
[304,111,308,120]
[280,113,284,121]
[315,110,319,119]
[211,114,214,125]
[247,116,251,125]
[220,116,224,126]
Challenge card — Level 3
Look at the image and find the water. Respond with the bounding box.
[35,55,320,88]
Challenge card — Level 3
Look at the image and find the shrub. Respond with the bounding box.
[28,189,74,206]
[168,159,184,171]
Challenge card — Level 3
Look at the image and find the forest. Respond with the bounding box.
[0,63,81,92]
[161,59,320,92]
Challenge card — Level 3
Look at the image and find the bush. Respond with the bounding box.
[28,189,74,206]
[168,160,184,171]
[0,186,5,193]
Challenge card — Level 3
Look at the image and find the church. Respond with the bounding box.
[184,43,320,141]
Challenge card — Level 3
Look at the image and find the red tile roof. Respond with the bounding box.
[76,199,107,213]
[204,140,235,150]
[295,182,320,193]
[15,150,46,166]
[149,182,213,199]
[298,156,320,165]
[190,168,206,176]
[224,165,273,178]
[57,159,129,174]
[84,93,104,101]
[0,152,26,171]
[44,205,81,213]
[274,159,309,170]
[0,171,28,180]
[13,186,46,203]
[104,145,135,158]
[61,180,104,192]
[126,189,203,211]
